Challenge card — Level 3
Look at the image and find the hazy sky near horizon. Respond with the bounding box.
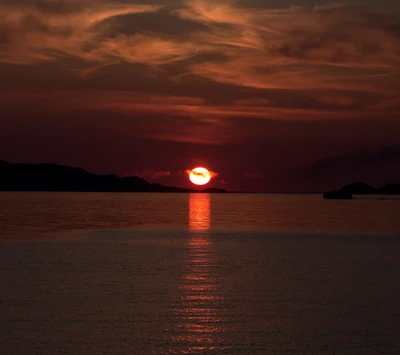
[0,0,399,191]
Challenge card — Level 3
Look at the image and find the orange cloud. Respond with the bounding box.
[1,0,398,97]
[177,0,400,94]
[185,169,218,178]
[1,0,399,145]
[0,1,163,64]
[93,33,199,65]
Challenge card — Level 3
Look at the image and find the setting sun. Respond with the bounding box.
[188,167,211,186]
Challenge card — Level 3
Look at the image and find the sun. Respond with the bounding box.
[189,167,211,186]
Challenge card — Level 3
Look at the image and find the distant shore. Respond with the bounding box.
[0,160,227,193]
[334,182,400,195]
[1,160,399,194]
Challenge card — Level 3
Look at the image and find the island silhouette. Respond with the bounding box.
[0,160,227,193]
[324,182,400,198]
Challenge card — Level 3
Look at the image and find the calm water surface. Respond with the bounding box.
[1,192,400,354]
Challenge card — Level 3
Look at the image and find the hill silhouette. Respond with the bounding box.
[0,161,227,193]
[339,181,400,195]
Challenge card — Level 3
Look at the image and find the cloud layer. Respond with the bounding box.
[1,0,399,190]
[1,1,398,76]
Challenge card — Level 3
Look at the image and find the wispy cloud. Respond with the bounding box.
[177,0,400,94]
[0,0,165,64]
[1,0,399,95]
[0,0,399,145]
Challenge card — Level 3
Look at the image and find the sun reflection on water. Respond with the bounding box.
[189,193,211,232]
[166,193,228,353]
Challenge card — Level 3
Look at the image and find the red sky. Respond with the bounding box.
[1,0,399,192]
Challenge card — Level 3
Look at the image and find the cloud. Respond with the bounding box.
[178,0,400,68]
[2,1,399,73]
[185,168,218,178]
[1,0,399,99]
[177,0,400,94]
[0,0,399,151]
[175,0,266,28]
[1,88,398,148]
[0,0,185,65]
[93,33,199,65]
[0,90,232,144]
[368,96,400,110]
[0,89,385,119]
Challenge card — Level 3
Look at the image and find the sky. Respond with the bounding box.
[0,0,399,192]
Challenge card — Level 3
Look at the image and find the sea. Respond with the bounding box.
[1,192,400,354]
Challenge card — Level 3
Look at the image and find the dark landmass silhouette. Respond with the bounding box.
[338,182,400,195]
[0,160,227,193]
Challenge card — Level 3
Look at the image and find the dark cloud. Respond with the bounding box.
[109,8,209,37]
[275,6,400,69]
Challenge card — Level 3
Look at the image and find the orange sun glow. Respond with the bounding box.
[188,167,211,186]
